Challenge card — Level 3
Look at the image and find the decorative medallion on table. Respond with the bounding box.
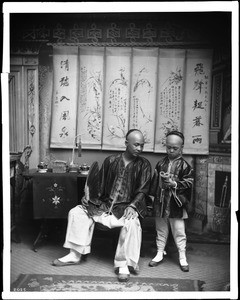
[32,174,78,219]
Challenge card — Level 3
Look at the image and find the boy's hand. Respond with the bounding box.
[162,175,177,189]
[167,177,177,188]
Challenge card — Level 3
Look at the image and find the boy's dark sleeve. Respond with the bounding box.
[173,161,194,207]
[176,162,194,190]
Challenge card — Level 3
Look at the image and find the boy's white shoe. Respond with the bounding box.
[179,251,189,272]
[149,251,164,267]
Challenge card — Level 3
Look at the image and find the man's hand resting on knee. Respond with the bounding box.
[123,206,138,220]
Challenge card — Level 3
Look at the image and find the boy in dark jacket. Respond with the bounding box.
[149,131,194,272]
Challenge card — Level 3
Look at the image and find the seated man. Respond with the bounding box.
[52,129,151,282]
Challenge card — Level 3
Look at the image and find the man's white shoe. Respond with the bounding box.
[118,266,130,282]
[52,249,81,266]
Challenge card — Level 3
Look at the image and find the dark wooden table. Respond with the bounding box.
[23,170,87,251]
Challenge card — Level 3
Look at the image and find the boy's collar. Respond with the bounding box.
[167,155,182,163]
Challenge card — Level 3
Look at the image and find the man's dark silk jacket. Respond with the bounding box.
[150,156,194,218]
[86,153,152,219]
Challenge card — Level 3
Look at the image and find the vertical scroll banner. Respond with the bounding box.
[39,66,53,161]
[26,67,40,168]
[50,46,78,148]
[154,49,186,153]
[130,48,158,151]
[77,47,104,149]
[102,47,131,150]
[183,49,213,154]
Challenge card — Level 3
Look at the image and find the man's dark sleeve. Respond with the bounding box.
[129,160,152,218]
[149,165,160,196]
[89,156,110,206]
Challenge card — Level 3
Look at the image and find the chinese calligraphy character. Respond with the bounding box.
[60,111,70,121]
[168,68,183,85]
[126,23,140,41]
[107,23,121,42]
[60,96,70,102]
[60,76,69,87]
[193,79,204,94]
[192,135,203,144]
[59,126,69,137]
[143,23,157,42]
[193,116,203,127]
[60,59,69,71]
[194,63,204,76]
[192,100,204,110]
[87,23,102,42]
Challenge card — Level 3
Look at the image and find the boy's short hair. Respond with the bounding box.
[166,130,185,145]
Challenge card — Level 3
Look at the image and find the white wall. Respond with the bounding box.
[48,148,195,173]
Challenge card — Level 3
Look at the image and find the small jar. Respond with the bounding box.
[80,163,90,173]
[38,162,48,173]
[38,162,45,169]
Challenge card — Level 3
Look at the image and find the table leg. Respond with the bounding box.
[11,225,21,243]
[33,219,48,252]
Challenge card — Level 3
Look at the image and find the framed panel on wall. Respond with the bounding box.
[209,68,231,154]
[210,72,223,142]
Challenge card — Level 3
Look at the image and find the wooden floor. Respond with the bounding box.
[8,218,231,293]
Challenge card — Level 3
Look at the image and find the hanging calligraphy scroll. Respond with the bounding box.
[154,49,186,152]
[102,47,131,150]
[50,46,78,148]
[183,49,213,154]
[77,47,104,149]
[130,48,158,151]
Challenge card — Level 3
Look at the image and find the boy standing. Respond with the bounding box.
[149,131,194,272]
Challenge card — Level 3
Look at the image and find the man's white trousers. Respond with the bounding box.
[63,205,142,269]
